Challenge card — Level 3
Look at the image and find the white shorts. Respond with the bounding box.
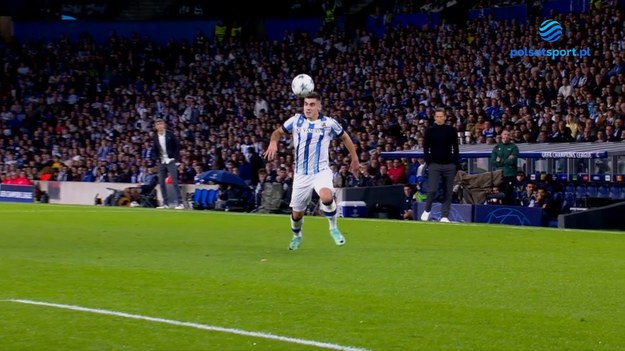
[289,168,335,212]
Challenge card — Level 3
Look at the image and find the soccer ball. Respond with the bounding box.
[291,74,315,97]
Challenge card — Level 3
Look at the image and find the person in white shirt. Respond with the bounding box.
[264,92,360,250]
[557,77,573,98]
[253,95,269,117]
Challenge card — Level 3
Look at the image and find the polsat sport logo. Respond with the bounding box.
[510,19,591,59]
[538,19,562,42]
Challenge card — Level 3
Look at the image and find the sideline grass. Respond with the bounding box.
[1,203,624,350]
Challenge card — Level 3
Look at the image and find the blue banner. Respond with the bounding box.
[468,4,528,22]
[474,204,543,226]
[14,20,219,44]
[393,13,431,28]
[542,0,590,16]
[414,202,473,222]
[264,18,323,41]
[0,184,35,203]
[367,12,441,39]
[14,18,321,44]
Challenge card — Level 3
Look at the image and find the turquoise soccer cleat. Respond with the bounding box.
[288,235,302,250]
[329,228,345,246]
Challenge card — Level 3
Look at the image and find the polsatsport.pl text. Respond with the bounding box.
[510,47,591,59]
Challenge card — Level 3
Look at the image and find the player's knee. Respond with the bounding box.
[291,211,304,220]
[318,188,333,203]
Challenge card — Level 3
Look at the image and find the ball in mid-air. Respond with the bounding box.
[291,74,315,97]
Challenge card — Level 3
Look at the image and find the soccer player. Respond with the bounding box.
[264,92,360,250]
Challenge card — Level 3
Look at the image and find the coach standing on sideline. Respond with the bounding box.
[420,108,459,222]
[152,118,184,209]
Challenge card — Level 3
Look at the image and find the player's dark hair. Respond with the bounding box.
[305,91,321,101]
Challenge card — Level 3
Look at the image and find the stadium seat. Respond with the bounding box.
[586,184,598,197]
[562,192,575,213]
[206,189,219,208]
[200,189,210,209]
[597,185,610,198]
[608,186,621,199]
[574,185,587,198]
[574,185,588,207]
[551,191,564,212]
[193,188,204,209]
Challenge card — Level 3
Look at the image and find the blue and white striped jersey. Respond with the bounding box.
[282,114,344,175]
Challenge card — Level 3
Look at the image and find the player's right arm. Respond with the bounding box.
[263,116,296,160]
[264,127,286,160]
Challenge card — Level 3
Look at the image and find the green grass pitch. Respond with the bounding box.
[1,203,624,351]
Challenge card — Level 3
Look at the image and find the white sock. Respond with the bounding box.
[320,201,338,230]
[290,214,303,237]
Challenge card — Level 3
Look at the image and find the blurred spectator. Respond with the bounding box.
[402,184,415,220]
[532,187,559,225]
[512,171,528,205]
[484,186,504,205]
[334,163,355,188]
[193,3,203,16]
[374,165,393,186]
[254,168,269,209]
[388,159,407,184]
[247,147,265,186]
[519,181,537,207]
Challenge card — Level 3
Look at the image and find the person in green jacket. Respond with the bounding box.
[491,130,519,205]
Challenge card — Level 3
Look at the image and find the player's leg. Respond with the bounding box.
[288,175,314,250]
[288,210,305,250]
[314,169,345,246]
[316,187,336,227]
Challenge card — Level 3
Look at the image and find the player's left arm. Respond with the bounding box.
[340,132,360,175]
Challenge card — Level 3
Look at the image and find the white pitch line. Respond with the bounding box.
[4,299,370,351]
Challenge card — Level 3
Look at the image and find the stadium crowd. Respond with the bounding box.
[0,2,624,216]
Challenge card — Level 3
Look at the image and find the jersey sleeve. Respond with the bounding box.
[330,118,344,138]
[282,115,298,133]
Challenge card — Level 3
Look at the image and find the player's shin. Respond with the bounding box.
[290,213,303,236]
[320,200,338,230]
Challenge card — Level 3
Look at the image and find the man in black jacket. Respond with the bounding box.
[152,118,184,209]
[421,108,459,222]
